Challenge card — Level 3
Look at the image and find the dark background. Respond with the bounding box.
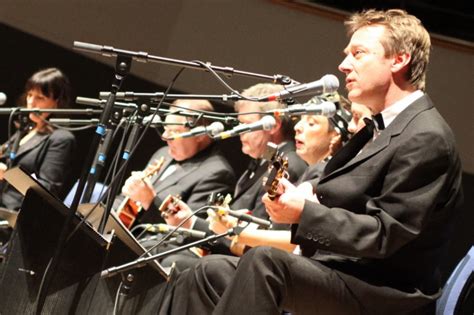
[0,22,472,283]
[0,22,248,195]
[309,0,474,42]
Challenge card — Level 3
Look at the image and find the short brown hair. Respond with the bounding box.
[24,67,72,108]
[345,9,431,90]
[235,83,294,139]
[169,99,215,127]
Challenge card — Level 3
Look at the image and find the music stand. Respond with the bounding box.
[0,207,17,227]
[0,167,169,313]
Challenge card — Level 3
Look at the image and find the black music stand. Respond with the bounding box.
[0,167,108,313]
[0,167,169,314]
[0,207,17,227]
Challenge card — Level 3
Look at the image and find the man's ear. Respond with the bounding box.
[391,52,411,74]
[269,117,282,136]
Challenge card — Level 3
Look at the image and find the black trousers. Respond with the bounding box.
[164,246,436,315]
[167,247,361,314]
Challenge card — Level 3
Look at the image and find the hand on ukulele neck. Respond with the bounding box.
[159,195,194,229]
[143,157,165,177]
[263,153,289,200]
[206,193,237,235]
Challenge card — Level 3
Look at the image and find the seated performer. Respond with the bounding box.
[161,9,463,315]
[207,95,352,255]
[0,67,76,210]
[162,83,307,230]
[116,99,235,227]
[151,84,307,268]
[0,67,76,247]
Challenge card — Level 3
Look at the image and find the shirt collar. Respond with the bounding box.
[380,90,424,128]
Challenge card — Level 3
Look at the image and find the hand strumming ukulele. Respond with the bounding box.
[116,156,165,229]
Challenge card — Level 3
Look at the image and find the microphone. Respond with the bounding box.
[271,101,336,117]
[216,208,271,229]
[142,114,163,127]
[75,96,138,110]
[258,74,339,101]
[0,93,7,105]
[49,118,100,125]
[167,121,225,140]
[213,115,276,140]
[145,223,206,240]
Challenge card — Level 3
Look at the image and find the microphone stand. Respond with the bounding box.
[74,41,295,85]
[6,113,29,168]
[99,91,243,102]
[34,55,133,314]
[97,101,150,233]
[78,96,239,126]
[0,108,103,115]
[82,107,124,203]
[76,96,139,111]
[101,229,237,279]
[49,118,100,125]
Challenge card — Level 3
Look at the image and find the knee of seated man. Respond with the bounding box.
[198,254,239,274]
[194,254,240,294]
[242,246,287,267]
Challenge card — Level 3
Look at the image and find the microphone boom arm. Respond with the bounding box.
[74,41,296,85]
[100,229,237,278]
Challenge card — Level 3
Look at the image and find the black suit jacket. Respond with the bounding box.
[138,144,236,224]
[292,95,463,312]
[0,129,76,210]
[192,141,307,255]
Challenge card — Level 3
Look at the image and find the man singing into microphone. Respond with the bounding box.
[116,99,235,226]
[148,83,307,270]
[228,83,307,219]
[161,9,463,314]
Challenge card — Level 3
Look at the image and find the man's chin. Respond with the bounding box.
[347,91,362,103]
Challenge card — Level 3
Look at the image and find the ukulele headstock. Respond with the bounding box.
[262,142,289,200]
[159,194,182,219]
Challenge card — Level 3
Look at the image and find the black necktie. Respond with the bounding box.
[372,113,385,131]
[247,159,260,175]
[234,159,261,196]
[323,114,384,175]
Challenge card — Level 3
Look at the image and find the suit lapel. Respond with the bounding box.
[233,161,268,200]
[329,129,391,178]
[14,132,49,160]
[153,157,201,192]
[320,95,433,183]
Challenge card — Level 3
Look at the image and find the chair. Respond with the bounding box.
[436,246,474,315]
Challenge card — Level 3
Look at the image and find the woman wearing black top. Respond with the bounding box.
[0,67,76,211]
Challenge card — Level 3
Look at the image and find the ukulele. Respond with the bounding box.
[158,194,211,257]
[158,194,182,220]
[263,149,289,200]
[116,156,165,228]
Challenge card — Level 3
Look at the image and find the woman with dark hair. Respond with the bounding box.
[0,67,76,211]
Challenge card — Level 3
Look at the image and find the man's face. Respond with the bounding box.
[162,114,202,161]
[294,115,334,165]
[338,25,393,113]
[237,102,271,159]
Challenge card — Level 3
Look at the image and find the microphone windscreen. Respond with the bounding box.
[322,74,339,94]
[261,115,276,130]
[208,121,225,136]
[0,92,7,105]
